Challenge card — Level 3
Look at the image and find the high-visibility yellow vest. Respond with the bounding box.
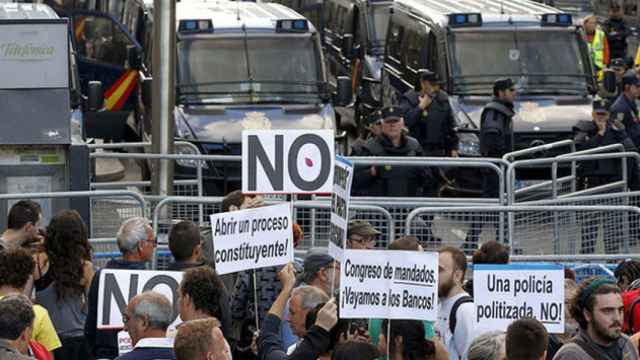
[588,28,605,78]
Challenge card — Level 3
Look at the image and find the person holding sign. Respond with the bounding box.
[553,277,639,360]
[437,247,475,360]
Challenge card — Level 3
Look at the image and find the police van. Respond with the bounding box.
[273,0,392,135]
[382,0,596,193]
[135,1,348,195]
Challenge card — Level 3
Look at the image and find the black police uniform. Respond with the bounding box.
[604,16,629,61]
[352,134,426,197]
[574,100,637,253]
[465,79,516,249]
[610,91,640,149]
[400,89,459,156]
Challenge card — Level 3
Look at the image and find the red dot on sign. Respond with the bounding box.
[305,158,314,167]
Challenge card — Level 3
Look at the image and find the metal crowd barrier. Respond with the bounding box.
[405,205,640,257]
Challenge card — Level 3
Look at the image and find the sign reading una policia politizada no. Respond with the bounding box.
[241,130,335,194]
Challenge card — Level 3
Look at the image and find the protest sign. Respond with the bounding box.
[96,269,183,329]
[211,203,294,275]
[474,264,565,334]
[329,155,354,261]
[339,249,438,321]
[242,129,335,194]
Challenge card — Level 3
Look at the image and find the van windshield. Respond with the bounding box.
[450,30,589,95]
[177,36,323,104]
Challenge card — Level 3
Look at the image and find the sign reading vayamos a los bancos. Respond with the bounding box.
[0,22,69,89]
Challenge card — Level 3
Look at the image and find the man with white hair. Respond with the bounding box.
[85,217,156,359]
[116,291,175,360]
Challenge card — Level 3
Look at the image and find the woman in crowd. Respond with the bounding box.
[34,210,95,360]
[379,319,448,360]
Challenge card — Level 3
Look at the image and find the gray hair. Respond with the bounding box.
[0,294,35,340]
[291,285,329,310]
[117,217,150,254]
[132,291,173,330]
[468,331,505,360]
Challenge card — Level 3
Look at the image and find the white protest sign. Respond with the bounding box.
[474,264,565,334]
[211,203,294,275]
[97,269,183,329]
[340,250,438,321]
[329,155,354,261]
[242,130,335,194]
[118,331,133,355]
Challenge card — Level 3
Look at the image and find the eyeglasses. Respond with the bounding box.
[349,235,376,244]
[122,313,132,324]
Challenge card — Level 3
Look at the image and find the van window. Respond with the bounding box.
[73,14,133,67]
[404,29,425,72]
[387,22,404,63]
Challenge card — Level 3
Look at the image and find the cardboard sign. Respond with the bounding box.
[329,155,354,261]
[339,250,438,321]
[96,269,183,329]
[0,22,69,89]
[211,203,294,275]
[473,264,565,334]
[241,130,335,194]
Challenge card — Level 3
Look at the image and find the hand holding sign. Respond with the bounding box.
[278,263,297,293]
[316,298,338,331]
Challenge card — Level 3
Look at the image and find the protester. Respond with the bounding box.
[346,220,380,250]
[467,331,505,360]
[463,240,510,296]
[257,263,337,360]
[0,249,60,354]
[222,190,264,213]
[178,266,232,340]
[379,319,448,360]
[34,210,94,360]
[614,259,640,290]
[117,291,176,360]
[553,277,638,359]
[0,294,36,360]
[167,220,206,270]
[85,217,154,359]
[332,341,379,360]
[299,249,340,298]
[437,246,474,359]
[174,318,232,360]
[0,200,43,252]
[506,318,548,360]
[546,280,580,360]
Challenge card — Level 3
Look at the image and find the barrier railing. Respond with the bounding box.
[405,205,640,256]
[150,197,394,269]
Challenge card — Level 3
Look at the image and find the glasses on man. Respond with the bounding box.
[349,235,376,244]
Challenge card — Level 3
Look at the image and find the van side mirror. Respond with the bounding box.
[87,81,104,112]
[142,76,153,108]
[602,69,617,93]
[335,76,353,107]
[127,45,142,70]
[342,34,354,59]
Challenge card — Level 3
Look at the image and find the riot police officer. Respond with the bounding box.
[611,71,640,150]
[399,69,459,158]
[352,106,426,197]
[464,78,517,250]
[574,99,636,253]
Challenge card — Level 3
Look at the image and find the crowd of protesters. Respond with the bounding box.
[1,195,640,360]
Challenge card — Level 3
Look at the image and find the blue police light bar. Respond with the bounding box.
[178,19,214,33]
[448,13,482,28]
[541,13,572,26]
[276,19,309,33]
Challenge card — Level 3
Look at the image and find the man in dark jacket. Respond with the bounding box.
[464,78,516,250]
[85,217,154,360]
[352,106,426,197]
[400,69,459,158]
[574,99,637,253]
[610,71,640,149]
[604,2,629,61]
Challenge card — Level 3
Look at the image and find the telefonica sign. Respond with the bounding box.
[0,42,56,60]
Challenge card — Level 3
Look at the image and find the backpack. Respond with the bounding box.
[622,288,640,334]
[449,295,473,334]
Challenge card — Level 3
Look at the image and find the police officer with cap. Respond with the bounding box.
[352,106,426,197]
[610,71,640,150]
[399,69,459,158]
[574,99,636,253]
[465,78,516,249]
[351,110,383,155]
